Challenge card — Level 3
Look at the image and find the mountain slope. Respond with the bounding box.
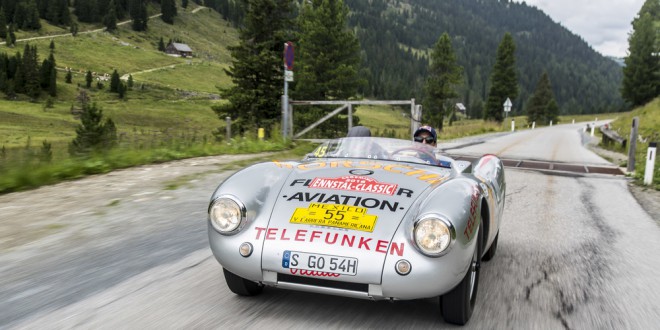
[345,0,625,116]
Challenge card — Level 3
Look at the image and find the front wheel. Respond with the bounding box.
[223,268,263,296]
[440,226,482,325]
[482,231,499,261]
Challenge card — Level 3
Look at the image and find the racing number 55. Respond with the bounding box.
[324,209,345,220]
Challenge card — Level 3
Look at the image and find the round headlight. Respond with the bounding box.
[209,197,245,234]
[414,216,453,256]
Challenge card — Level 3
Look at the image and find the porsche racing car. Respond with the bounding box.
[207,136,506,325]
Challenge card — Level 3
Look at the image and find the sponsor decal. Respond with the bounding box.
[290,202,377,232]
[309,175,398,196]
[273,160,450,185]
[255,226,405,256]
[290,179,414,198]
[464,186,480,240]
[285,192,402,212]
[289,269,341,277]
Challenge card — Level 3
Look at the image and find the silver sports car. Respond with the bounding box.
[208,136,506,325]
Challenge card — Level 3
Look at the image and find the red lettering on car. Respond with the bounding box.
[295,229,308,241]
[376,240,388,253]
[266,228,277,240]
[280,228,291,241]
[310,230,322,242]
[358,237,372,250]
[254,226,266,239]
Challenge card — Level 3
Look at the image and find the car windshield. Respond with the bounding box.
[305,137,443,166]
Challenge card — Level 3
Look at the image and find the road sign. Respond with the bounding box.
[285,70,294,82]
[503,98,512,112]
[284,42,294,70]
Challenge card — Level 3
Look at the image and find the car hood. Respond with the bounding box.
[260,159,452,284]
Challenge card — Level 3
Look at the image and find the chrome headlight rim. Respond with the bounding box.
[413,214,456,257]
[208,195,246,235]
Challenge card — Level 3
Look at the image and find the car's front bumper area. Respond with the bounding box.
[208,222,476,301]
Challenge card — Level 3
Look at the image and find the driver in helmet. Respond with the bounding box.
[413,125,437,147]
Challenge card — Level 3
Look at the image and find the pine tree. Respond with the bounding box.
[40,58,51,88]
[58,0,71,25]
[158,37,165,51]
[104,1,118,31]
[161,0,177,24]
[7,23,16,47]
[65,70,72,83]
[182,0,188,9]
[46,0,71,25]
[49,40,55,50]
[26,0,41,29]
[22,45,41,99]
[212,0,294,135]
[69,102,118,155]
[70,22,79,36]
[48,58,57,96]
[293,0,364,136]
[86,70,93,88]
[130,0,148,31]
[127,74,134,88]
[110,69,120,92]
[118,81,126,98]
[526,71,556,125]
[485,33,518,122]
[422,32,463,131]
[75,0,99,23]
[0,8,6,39]
[545,98,559,125]
[621,3,659,107]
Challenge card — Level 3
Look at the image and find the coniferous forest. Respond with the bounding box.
[343,0,625,116]
[213,0,626,116]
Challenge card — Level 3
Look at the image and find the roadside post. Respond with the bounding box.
[503,98,512,119]
[590,124,595,137]
[511,119,515,132]
[226,116,231,140]
[532,121,535,130]
[282,42,294,139]
[258,128,265,141]
[572,119,575,124]
[628,117,639,172]
[644,142,656,185]
[550,120,553,126]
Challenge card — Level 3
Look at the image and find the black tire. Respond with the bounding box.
[482,231,499,261]
[223,268,263,296]
[441,226,482,325]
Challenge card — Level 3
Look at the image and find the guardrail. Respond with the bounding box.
[600,126,627,148]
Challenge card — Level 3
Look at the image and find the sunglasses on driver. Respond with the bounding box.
[414,136,436,143]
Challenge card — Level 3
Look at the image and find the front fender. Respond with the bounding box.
[208,161,295,281]
[380,178,483,299]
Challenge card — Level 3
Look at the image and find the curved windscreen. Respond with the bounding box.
[305,137,450,167]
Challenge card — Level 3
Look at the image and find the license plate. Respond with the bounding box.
[282,250,358,276]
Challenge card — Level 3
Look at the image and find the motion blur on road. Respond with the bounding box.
[2,122,659,329]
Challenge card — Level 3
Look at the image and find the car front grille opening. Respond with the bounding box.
[277,273,369,293]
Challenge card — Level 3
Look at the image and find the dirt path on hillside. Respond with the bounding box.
[0,6,208,46]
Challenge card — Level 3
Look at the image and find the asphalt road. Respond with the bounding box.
[2,124,659,329]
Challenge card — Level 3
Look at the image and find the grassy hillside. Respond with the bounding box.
[1,4,238,159]
[608,98,660,188]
